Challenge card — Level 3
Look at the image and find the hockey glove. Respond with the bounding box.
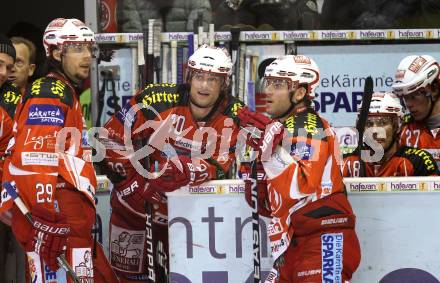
[240,162,272,217]
[149,155,212,192]
[115,174,163,212]
[237,107,284,158]
[27,206,70,272]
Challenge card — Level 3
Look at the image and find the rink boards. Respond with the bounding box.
[95,177,440,282]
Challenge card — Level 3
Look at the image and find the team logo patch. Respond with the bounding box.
[26,104,65,126]
[321,233,343,283]
[110,225,145,273]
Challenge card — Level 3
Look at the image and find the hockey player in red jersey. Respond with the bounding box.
[0,18,117,282]
[238,55,360,282]
[342,91,439,177]
[392,55,440,167]
[0,35,20,226]
[99,44,244,282]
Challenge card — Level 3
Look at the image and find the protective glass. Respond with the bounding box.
[191,71,224,87]
[62,42,98,58]
[261,78,294,93]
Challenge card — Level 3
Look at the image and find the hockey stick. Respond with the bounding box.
[171,41,177,84]
[250,152,261,283]
[3,181,81,283]
[146,19,155,84]
[356,76,374,177]
[230,27,241,98]
[153,20,162,83]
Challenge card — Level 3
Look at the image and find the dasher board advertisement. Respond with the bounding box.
[167,181,274,283]
[166,179,440,282]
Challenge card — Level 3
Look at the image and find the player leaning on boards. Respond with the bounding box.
[98,44,244,282]
[0,18,117,282]
[392,55,440,167]
[342,92,439,177]
[238,55,361,283]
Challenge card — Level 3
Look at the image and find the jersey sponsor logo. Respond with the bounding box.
[116,103,136,127]
[285,115,296,134]
[321,233,343,283]
[21,152,59,166]
[2,90,20,105]
[291,142,313,160]
[304,112,319,135]
[405,148,437,171]
[141,91,179,107]
[31,78,45,95]
[231,102,243,117]
[26,104,65,126]
[174,137,203,152]
[24,129,58,150]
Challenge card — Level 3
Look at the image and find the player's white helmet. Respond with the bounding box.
[263,55,320,99]
[187,44,233,87]
[43,18,95,56]
[360,92,404,128]
[392,55,440,97]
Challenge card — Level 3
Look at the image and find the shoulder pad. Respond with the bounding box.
[0,82,21,118]
[399,146,438,173]
[24,77,74,107]
[135,83,185,119]
[284,109,327,140]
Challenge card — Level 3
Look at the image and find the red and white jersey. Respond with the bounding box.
[0,72,97,213]
[262,107,345,261]
[342,146,439,177]
[0,81,21,180]
[101,83,244,216]
[399,115,440,167]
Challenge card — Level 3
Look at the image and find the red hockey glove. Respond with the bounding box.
[239,162,272,217]
[149,156,212,192]
[237,107,284,158]
[115,174,163,212]
[27,206,70,271]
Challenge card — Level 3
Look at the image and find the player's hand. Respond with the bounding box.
[28,206,70,271]
[149,156,211,192]
[237,107,284,158]
[239,162,272,217]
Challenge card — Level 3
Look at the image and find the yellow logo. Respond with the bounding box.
[31,78,45,95]
[142,91,179,107]
[386,31,395,39]
[231,102,243,117]
[51,80,66,98]
[3,91,20,104]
